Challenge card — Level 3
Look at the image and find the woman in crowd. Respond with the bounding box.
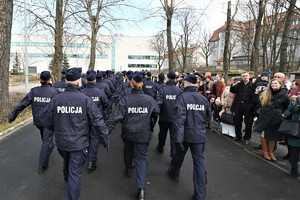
[213,74,226,98]
[220,77,236,138]
[258,79,290,161]
[287,95,300,178]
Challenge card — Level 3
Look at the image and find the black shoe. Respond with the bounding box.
[38,166,48,174]
[291,168,298,178]
[156,145,164,154]
[233,137,242,142]
[137,188,145,200]
[125,168,132,177]
[87,161,97,171]
[167,168,179,182]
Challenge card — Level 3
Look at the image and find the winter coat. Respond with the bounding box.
[257,89,290,141]
[288,98,300,147]
[173,86,211,143]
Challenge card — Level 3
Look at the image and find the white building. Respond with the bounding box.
[10,34,161,74]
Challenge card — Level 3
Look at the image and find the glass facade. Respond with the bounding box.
[11,42,89,48]
[128,55,159,60]
[128,64,157,68]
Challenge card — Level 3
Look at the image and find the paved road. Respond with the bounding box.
[0,122,299,200]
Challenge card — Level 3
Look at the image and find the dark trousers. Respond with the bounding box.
[123,140,149,189]
[170,142,206,200]
[158,120,176,157]
[36,126,54,168]
[58,148,88,200]
[289,146,300,170]
[234,103,253,140]
[88,127,101,162]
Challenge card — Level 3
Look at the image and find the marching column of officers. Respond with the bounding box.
[8,68,211,200]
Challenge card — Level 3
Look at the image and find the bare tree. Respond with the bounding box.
[199,29,211,68]
[20,0,70,82]
[160,0,175,72]
[279,0,297,72]
[174,7,200,73]
[250,0,267,74]
[0,0,13,117]
[149,32,166,72]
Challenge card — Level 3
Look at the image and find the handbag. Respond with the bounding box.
[220,112,235,125]
[277,119,300,138]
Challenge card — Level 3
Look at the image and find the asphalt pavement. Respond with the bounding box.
[0,122,299,200]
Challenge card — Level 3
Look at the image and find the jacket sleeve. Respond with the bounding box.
[173,95,186,143]
[42,99,55,131]
[229,83,239,94]
[106,97,126,127]
[8,90,33,122]
[86,98,109,137]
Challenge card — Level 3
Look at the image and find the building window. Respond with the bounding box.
[128,55,159,60]
[128,64,157,68]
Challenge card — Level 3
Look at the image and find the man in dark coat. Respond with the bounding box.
[168,74,211,200]
[230,71,256,144]
[43,68,110,200]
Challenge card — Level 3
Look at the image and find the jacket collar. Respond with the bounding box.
[184,86,197,92]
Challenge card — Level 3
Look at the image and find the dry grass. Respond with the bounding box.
[9,74,40,83]
[0,75,37,133]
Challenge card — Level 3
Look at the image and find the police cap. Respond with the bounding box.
[87,70,96,81]
[40,71,51,81]
[167,71,176,80]
[66,67,82,81]
[184,74,197,84]
[132,73,143,83]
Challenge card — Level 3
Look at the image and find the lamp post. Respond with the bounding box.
[24,0,29,93]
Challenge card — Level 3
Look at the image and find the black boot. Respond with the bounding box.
[87,161,97,171]
[137,188,145,200]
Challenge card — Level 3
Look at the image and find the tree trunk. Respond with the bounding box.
[0,0,13,117]
[89,28,97,70]
[279,0,296,72]
[167,18,174,71]
[250,0,266,74]
[223,1,231,82]
[53,0,64,83]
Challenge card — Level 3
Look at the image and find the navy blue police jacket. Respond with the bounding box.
[142,78,156,98]
[115,87,133,105]
[107,88,160,142]
[53,78,67,92]
[81,83,109,117]
[96,80,113,99]
[43,84,109,151]
[173,86,211,143]
[8,83,59,126]
[156,81,183,122]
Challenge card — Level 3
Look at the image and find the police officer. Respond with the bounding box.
[156,71,182,157]
[153,72,166,101]
[167,74,211,200]
[81,70,109,170]
[53,68,67,92]
[107,73,159,200]
[43,68,110,200]
[142,71,156,98]
[8,71,59,173]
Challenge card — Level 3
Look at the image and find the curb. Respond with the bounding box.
[0,117,33,141]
